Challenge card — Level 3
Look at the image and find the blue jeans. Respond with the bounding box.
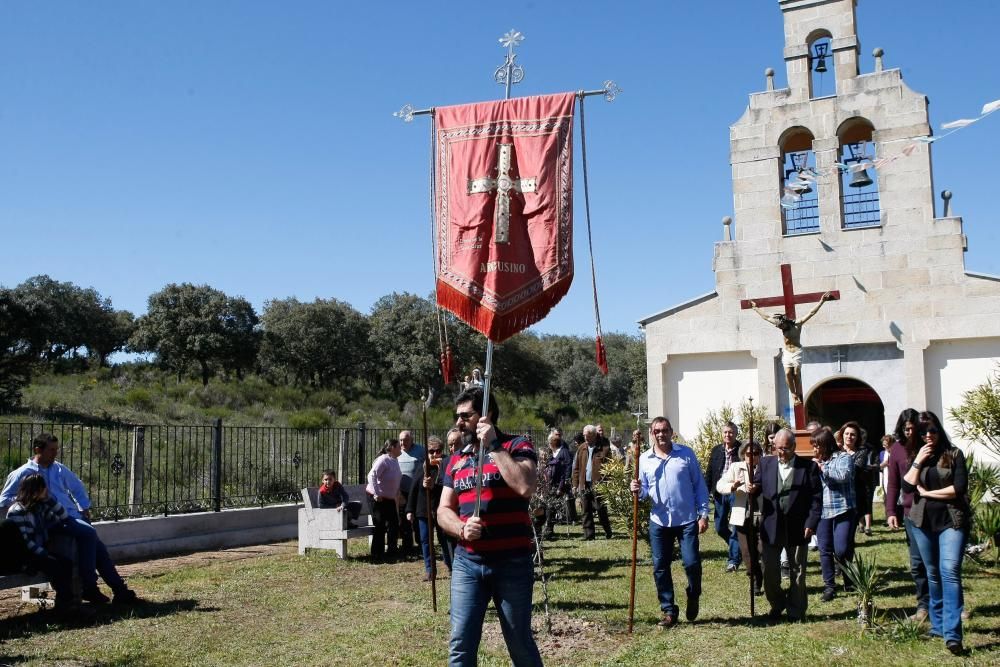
[910,524,965,643]
[817,510,856,589]
[52,517,126,593]
[449,550,542,667]
[714,496,742,566]
[416,517,453,574]
[649,520,702,616]
[903,517,930,611]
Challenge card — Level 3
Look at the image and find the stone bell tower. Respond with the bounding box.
[642,0,1000,446]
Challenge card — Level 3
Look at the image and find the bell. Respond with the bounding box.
[814,55,828,74]
[849,168,874,188]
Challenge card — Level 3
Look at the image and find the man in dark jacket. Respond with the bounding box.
[751,428,822,623]
[705,422,743,572]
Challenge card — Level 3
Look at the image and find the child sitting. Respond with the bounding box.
[6,474,78,613]
[318,469,361,527]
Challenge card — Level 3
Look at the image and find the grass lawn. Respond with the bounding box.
[1,515,997,666]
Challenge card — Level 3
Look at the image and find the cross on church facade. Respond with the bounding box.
[467,143,537,244]
[833,348,847,372]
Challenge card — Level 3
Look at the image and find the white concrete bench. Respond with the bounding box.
[297,484,374,559]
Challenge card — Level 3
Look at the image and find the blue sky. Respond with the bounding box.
[1,1,998,338]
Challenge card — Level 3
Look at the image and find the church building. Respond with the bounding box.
[639,0,1000,449]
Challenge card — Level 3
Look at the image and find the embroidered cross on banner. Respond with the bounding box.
[467,143,537,244]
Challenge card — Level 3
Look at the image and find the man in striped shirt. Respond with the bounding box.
[438,387,542,667]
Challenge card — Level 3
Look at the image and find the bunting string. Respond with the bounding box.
[780,96,999,209]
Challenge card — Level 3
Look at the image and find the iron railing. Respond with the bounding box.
[1,422,626,520]
[842,190,881,229]
[783,192,820,235]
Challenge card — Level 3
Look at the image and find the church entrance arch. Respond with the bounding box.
[805,377,886,444]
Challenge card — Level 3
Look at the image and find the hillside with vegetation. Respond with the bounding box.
[1,275,646,431]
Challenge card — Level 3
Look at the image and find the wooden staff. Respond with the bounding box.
[627,412,645,634]
[421,391,437,612]
[747,399,755,618]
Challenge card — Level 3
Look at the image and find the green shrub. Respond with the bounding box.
[287,409,332,430]
[124,388,155,410]
[692,400,788,467]
[596,458,651,537]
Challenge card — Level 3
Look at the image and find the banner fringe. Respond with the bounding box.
[437,278,572,344]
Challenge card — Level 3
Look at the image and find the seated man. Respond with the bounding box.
[1,433,140,605]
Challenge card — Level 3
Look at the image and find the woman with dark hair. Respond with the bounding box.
[811,427,856,602]
[902,411,970,655]
[365,439,402,562]
[885,407,929,621]
[5,474,77,613]
[839,421,877,537]
[715,440,764,595]
[763,421,782,456]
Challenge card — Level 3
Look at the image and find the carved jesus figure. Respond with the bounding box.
[750,292,832,406]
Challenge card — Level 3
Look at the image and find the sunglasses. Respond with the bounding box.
[453,411,478,421]
[428,449,442,454]
[923,428,939,435]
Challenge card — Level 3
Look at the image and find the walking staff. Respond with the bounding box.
[747,400,756,618]
[421,391,438,612]
[628,411,646,633]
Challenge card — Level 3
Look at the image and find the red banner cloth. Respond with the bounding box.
[435,93,575,343]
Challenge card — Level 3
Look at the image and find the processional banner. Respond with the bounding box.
[435,92,575,343]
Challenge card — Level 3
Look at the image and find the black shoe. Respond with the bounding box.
[82,588,111,605]
[685,595,700,622]
[112,589,140,605]
[821,588,835,602]
[946,640,963,656]
[781,563,790,580]
[768,607,784,623]
[754,584,764,596]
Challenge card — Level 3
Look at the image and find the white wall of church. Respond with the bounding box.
[663,352,757,440]
[925,338,1000,462]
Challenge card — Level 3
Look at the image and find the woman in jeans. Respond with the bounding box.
[902,411,969,655]
[365,439,402,562]
[839,421,877,537]
[885,408,930,621]
[812,427,855,602]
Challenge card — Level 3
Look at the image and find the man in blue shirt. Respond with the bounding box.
[630,416,710,628]
[1,433,139,605]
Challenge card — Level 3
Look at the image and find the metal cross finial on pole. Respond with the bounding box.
[495,29,525,99]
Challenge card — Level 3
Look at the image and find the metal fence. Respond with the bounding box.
[783,191,820,235]
[1,422,628,520]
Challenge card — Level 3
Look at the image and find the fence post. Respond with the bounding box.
[212,418,223,512]
[128,426,145,517]
[356,422,366,485]
[337,428,346,484]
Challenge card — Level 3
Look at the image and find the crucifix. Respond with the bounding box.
[741,263,840,428]
[467,143,537,244]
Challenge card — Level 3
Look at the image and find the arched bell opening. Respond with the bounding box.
[806,30,834,99]
[779,126,819,235]
[837,117,881,229]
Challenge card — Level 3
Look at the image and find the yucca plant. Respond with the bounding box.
[973,502,1000,567]
[841,554,888,629]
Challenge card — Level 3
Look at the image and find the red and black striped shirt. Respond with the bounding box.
[443,432,537,562]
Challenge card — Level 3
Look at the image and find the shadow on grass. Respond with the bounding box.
[0,598,212,642]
